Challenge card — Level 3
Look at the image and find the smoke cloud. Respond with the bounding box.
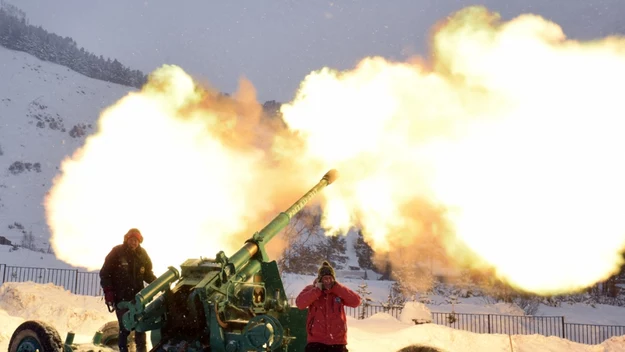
[47,6,625,295]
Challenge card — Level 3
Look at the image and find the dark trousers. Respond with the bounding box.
[115,308,147,352]
[305,342,348,352]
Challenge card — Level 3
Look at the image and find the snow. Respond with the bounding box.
[0,282,110,348]
[2,280,625,352]
[0,242,78,269]
[399,302,433,324]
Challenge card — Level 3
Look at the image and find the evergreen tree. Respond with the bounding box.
[378,253,393,281]
[356,282,372,320]
[317,234,348,268]
[381,281,406,310]
[354,229,375,270]
[0,4,147,88]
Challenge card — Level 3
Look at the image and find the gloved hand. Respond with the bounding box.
[103,287,115,305]
[314,279,324,291]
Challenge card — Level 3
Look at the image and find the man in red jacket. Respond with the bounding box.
[296,261,362,352]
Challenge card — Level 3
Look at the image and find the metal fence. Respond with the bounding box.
[286,297,403,319]
[347,303,403,320]
[0,263,102,296]
[2,263,624,345]
[285,299,625,345]
[565,322,625,345]
[431,312,565,336]
[428,311,625,345]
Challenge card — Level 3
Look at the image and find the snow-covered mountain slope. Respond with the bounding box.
[0,45,133,248]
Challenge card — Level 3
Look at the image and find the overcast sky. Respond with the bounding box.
[14,0,625,103]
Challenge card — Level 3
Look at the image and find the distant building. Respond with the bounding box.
[0,236,12,246]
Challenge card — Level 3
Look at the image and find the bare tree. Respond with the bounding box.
[278,206,327,274]
[21,230,35,250]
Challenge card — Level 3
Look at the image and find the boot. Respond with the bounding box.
[118,329,130,352]
[134,331,147,352]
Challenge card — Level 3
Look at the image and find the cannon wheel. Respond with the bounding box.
[397,345,444,352]
[242,314,284,351]
[8,320,63,352]
[98,320,136,351]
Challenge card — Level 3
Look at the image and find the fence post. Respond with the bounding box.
[488,314,491,334]
[561,316,566,339]
[1,264,5,284]
[74,269,79,294]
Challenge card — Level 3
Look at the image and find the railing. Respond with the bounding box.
[0,264,102,296]
[565,322,625,345]
[287,298,625,345]
[431,312,565,336]
[2,263,624,345]
[347,303,403,319]
[286,297,403,319]
[429,311,625,345]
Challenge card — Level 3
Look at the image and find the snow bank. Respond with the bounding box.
[2,281,625,352]
[399,302,433,324]
[0,282,114,347]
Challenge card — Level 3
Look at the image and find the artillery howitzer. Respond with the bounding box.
[8,170,338,352]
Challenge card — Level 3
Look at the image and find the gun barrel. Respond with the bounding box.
[135,266,180,305]
[228,169,338,269]
[121,266,180,330]
[259,169,337,243]
[282,169,338,220]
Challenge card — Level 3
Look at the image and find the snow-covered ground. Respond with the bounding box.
[2,280,625,352]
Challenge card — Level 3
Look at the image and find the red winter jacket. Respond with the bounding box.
[295,281,362,345]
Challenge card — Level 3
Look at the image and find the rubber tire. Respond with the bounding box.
[98,320,136,352]
[397,346,444,352]
[8,320,63,352]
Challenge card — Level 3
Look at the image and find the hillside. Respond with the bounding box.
[0,45,133,249]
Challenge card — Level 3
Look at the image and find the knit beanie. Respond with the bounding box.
[124,228,143,244]
[317,261,335,280]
